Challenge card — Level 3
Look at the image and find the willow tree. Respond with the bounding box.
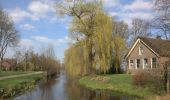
[111,20,128,73]
[93,11,113,73]
[64,44,87,77]
[57,0,113,74]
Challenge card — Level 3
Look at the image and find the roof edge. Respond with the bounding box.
[125,37,160,59]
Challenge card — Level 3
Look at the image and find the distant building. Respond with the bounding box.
[1,59,17,71]
[125,37,170,72]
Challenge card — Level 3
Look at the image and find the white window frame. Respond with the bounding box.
[143,58,148,69]
[130,60,134,69]
[135,59,137,69]
[139,47,141,55]
[152,58,157,68]
[151,58,152,69]
[129,60,130,69]
[143,59,144,69]
[139,46,143,55]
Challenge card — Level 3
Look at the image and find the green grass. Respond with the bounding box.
[0,71,32,77]
[0,73,44,98]
[79,74,155,98]
[0,74,43,88]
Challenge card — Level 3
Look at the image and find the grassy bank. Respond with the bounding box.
[0,72,44,98]
[0,71,32,77]
[79,74,155,98]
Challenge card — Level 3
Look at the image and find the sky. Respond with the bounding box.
[0,0,154,61]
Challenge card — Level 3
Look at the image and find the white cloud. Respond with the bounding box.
[20,24,35,30]
[107,0,154,27]
[109,12,118,17]
[7,7,39,23]
[125,12,153,19]
[8,8,31,22]
[32,35,70,46]
[114,11,153,27]
[102,0,119,8]
[7,0,56,23]
[49,16,71,24]
[18,36,70,51]
[32,36,54,44]
[4,48,15,58]
[28,1,54,18]
[19,38,34,49]
[124,0,153,11]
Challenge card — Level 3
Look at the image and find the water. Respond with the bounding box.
[15,72,138,100]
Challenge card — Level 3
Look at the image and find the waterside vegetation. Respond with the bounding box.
[79,74,154,98]
[0,72,44,99]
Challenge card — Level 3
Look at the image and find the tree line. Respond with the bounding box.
[0,8,61,74]
[14,46,61,74]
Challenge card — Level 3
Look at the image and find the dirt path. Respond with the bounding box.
[0,72,43,81]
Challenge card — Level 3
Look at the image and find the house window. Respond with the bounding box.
[152,58,157,68]
[137,59,140,68]
[139,46,143,55]
[143,58,148,68]
[130,60,134,68]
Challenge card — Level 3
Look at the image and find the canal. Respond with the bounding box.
[15,71,137,100]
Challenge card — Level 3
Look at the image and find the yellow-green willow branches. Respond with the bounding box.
[93,11,113,74]
[57,1,102,74]
[64,44,87,77]
[57,0,127,75]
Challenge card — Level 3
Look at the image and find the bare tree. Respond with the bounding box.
[40,45,60,75]
[129,18,151,45]
[153,0,170,39]
[0,8,20,70]
[112,20,129,39]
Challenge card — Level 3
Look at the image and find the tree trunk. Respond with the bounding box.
[0,57,3,72]
[87,42,95,75]
[167,67,170,93]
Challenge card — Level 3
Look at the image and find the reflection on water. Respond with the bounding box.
[15,72,138,100]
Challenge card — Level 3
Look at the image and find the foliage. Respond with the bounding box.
[58,0,127,76]
[132,70,165,94]
[14,46,61,75]
[64,44,87,77]
[111,35,127,73]
[0,81,35,98]
[0,74,43,99]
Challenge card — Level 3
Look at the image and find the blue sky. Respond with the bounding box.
[0,0,153,61]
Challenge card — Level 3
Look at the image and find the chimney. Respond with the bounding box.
[156,35,161,39]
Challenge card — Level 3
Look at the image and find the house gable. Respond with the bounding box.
[127,39,160,69]
[125,38,159,59]
[128,40,158,59]
[125,37,170,71]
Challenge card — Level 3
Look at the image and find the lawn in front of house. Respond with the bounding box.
[79,74,155,98]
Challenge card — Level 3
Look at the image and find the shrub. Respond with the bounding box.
[132,70,165,94]
[132,70,150,86]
